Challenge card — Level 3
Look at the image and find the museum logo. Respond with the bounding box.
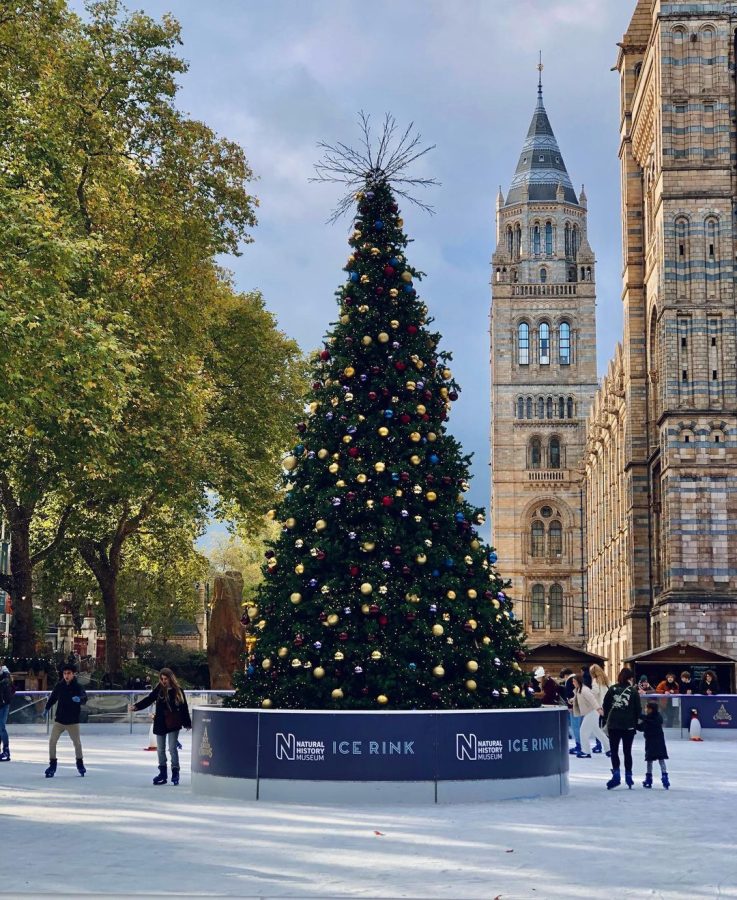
[456,733,503,761]
[275,732,325,762]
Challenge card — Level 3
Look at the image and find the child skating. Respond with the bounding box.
[637,700,670,789]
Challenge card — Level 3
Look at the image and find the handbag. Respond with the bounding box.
[164,708,182,731]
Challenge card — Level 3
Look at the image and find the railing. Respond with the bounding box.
[512,284,578,297]
[7,690,234,733]
[528,470,567,481]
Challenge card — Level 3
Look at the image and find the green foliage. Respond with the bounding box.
[135,642,209,688]
[229,180,529,711]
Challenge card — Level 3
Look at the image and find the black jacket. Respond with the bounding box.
[134,686,191,735]
[699,677,720,695]
[45,678,88,724]
[636,711,669,761]
[0,674,12,709]
[603,683,641,731]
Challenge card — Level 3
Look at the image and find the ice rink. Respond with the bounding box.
[1,728,736,899]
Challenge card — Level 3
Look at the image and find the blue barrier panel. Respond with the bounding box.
[192,708,259,778]
[680,695,737,730]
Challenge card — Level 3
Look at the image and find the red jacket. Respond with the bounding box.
[655,679,679,694]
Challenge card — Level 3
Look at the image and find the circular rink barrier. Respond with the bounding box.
[191,706,569,803]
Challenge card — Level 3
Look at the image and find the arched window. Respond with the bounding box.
[518,322,529,365]
[572,224,579,259]
[539,322,550,364]
[675,216,689,296]
[705,217,719,298]
[549,521,563,556]
[566,397,574,419]
[549,437,561,469]
[517,397,524,419]
[526,396,533,419]
[540,267,547,283]
[585,266,592,281]
[511,267,518,283]
[701,27,715,91]
[506,226,514,257]
[559,322,571,364]
[537,397,544,419]
[531,521,544,557]
[533,223,541,256]
[564,223,571,257]
[546,397,553,419]
[545,221,553,255]
[514,224,522,259]
[531,584,545,629]
[549,584,563,629]
[568,266,577,283]
[530,438,541,469]
[557,397,565,419]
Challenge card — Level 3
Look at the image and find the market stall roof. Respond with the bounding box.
[525,641,606,666]
[624,641,737,664]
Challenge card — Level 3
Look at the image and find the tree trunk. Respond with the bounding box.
[8,515,35,657]
[78,541,123,682]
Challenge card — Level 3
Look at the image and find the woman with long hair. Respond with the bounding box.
[699,670,720,695]
[571,674,610,759]
[587,664,611,757]
[602,666,641,790]
[129,668,191,785]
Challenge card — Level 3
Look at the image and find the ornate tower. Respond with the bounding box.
[490,72,598,647]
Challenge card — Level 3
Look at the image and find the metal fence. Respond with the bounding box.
[7,690,234,733]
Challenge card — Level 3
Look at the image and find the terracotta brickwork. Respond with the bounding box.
[583,0,737,669]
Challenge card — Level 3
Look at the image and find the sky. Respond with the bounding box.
[71,0,637,533]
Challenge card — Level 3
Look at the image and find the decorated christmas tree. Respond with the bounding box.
[229,118,528,710]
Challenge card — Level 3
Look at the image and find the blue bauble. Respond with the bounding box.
[403,284,413,292]
[444,557,454,568]
[389,257,400,267]
[455,512,465,523]
[294,443,304,455]
[349,272,359,282]
[374,219,383,230]
[366,191,374,199]
[308,578,318,588]
[409,662,417,670]
[384,409,394,419]
[429,454,439,464]
[489,551,498,564]
[432,569,440,577]
[391,472,400,482]
[246,664,255,676]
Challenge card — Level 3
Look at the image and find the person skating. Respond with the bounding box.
[44,662,88,777]
[129,668,191,785]
[637,700,670,789]
[571,674,609,758]
[602,667,641,790]
[0,665,13,761]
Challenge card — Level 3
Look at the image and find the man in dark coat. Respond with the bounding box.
[44,662,88,777]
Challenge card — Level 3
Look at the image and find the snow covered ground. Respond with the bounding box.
[1,728,736,899]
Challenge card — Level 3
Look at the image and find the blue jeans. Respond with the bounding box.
[157,731,179,768]
[571,713,582,746]
[0,705,8,748]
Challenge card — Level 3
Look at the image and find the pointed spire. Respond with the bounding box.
[503,66,579,208]
[579,183,588,206]
[496,185,504,208]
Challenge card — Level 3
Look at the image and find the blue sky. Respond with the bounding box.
[72,0,636,535]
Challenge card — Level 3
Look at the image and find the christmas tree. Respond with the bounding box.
[229,118,528,710]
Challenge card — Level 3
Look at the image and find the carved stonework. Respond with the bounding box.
[207,571,245,690]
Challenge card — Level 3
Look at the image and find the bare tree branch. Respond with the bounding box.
[310,111,439,223]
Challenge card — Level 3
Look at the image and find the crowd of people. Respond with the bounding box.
[0,661,191,785]
[529,664,722,791]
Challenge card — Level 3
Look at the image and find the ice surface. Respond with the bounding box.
[1,729,736,898]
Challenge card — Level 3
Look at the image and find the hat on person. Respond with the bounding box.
[638,674,649,683]
[534,666,545,680]
[0,665,9,675]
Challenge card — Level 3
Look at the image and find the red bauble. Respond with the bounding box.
[319,350,330,361]
[381,387,390,397]
[400,471,409,482]
[448,391,459,401]
[369,603,380,614]
[441,476,452,485]
[393,545,402,554]
[348,446,359,458]
[407,325,418,335]
[375,286,384,295]
[368,391,377,401]
[515,649,526,662]
[362,687,370,695]
[370,366,381,375]
[346,491,357,501]
[381,496,393,507]
[401,565,411,576]
[294,635,304,645]
[421,414,430,422]
[395,361,406,371]
[399,413,411,424]
[405,612,417,622]
[312,381,322,391]
[318,612,327,621]
[339,632,349,642]
[431,692,440,701]
[316,550,326,560]
[296,422,307,433]
[378,615,388,626]
[383,264,395,276]
[425,474,435,484]
[423,390,432,401]
[349,565,360,577]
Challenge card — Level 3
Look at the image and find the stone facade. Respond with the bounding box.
[583,0,737,672]
[490,82,599,648]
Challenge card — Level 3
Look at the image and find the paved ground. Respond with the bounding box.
[1,728,736,899]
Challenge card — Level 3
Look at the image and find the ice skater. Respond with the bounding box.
[44,662,88,777]
[572,672,610,758]
[129,668,191,785]
[637,700,670,789]
[602,666,640,790]
[0,664,13,761]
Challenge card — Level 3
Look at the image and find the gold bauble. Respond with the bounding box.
[282,455,298,471]
[342,434,352,444]
[466,660,479,673]
[467,619,478,630]
[465,680,478,692]
[344,393,353,402]
[266,509,276,520]
[427,432,437,442]
[482,636,491,646]
[313,667,326,679]
[432,624,444,636]
[326,613,339,625]
[361,604,370,614]
[432,665,445,677]
[277,647,289,658]
[446,590,456,600]
[440,387,449,399]
[360,275,369,284]
[266,558,277,569]
[262,658,272,670]
[366,500,375,509]
[315,519,327,531]
[344,366,355,377]
[401,270,412,282]
[356,473,367,483]
[361,335,372,346]
[426,491,437,502]
[470,539,480,550]
[410,454,421,465]
[416,553,427,564]
[290,658,301,668]
[374,461,386,472]
[340,315,350,325]
[416,404,426,415]
[328,462,339,474]
[247,606,258,617]
[378,332,390,343]
[442,368,452,379]
[371,650,382,660]
[464,556,473,565]
[290,592,302,605]
[261,699,273,708]
[409,432,421,442]
[331,688,344,700]
[378,427,389,437]
[362,541,375,552]
[360,582,373,595]
[405,380,416,390]
[317,448,329,459]
[377,695,389,705]
[334,651,345,660]
[467,589,477,599]
[389,288,399,298]
[492,599,500,609]
[295,563,305,574]
[358,304,369,312]
[512,685,521,694]
[390,319,400,329]
[336,479,346,488]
